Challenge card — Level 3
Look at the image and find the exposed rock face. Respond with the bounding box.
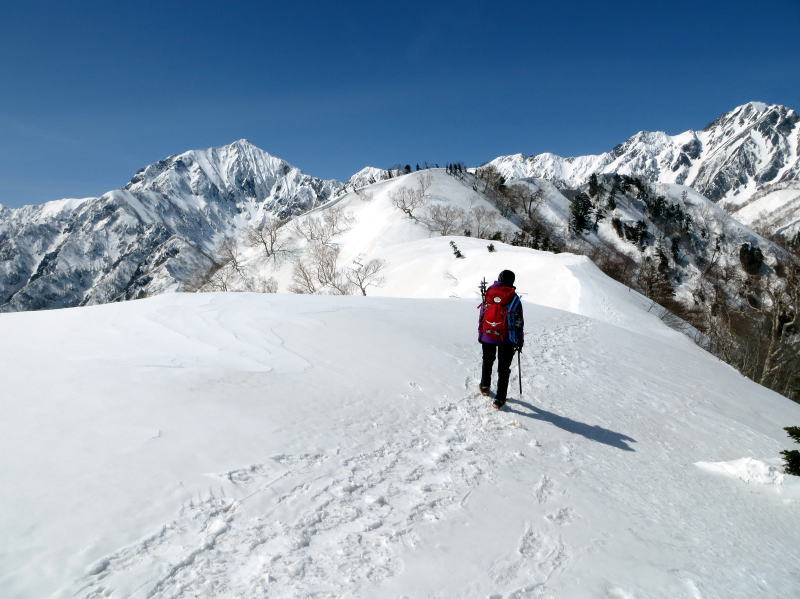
[0,140,342,312]
[488,103,800,237]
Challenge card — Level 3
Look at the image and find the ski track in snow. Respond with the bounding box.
[72,319,593,599]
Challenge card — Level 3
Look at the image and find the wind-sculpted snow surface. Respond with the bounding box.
[489,102,800,236]
[1,292,799,598]
[0,140,342,312]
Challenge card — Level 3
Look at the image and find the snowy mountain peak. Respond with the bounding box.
[703,102,796,138]
[0,140,344,312]
[746,100,769,112]
[488,102,800,236]
[230,137,257,148]
[347,166,389,189]
[126,140,299,198]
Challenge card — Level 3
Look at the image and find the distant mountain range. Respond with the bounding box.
[488,102,800,238]
[0,102,798,312]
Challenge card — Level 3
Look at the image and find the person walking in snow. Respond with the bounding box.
[478,270,524,409]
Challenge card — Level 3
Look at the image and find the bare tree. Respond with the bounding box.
[587,245,636,287]
[323,205,354,235]
[291,244,353,295]
[521,187,545,222]
[757,266,800,387]
[426,204,465,236]
[311,243,338,288]
[391,188,421,218]
[417,172,432,197]
[293,206,353,246]
[346,257,386,295]
[391,173,431,219]
[634,256,673,306]
[205,264,233,292]
[246,216,291,263]
[220,238,246,277]
[290,258,318,294]
[255,275,279,294]
[293,216,327,244]
[493,184,522,217]
[476,164,505,195]
[311,244,352,294]
[470,205,499,238]
[493,184,543,220]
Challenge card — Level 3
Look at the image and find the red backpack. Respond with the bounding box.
[480,285,518,342]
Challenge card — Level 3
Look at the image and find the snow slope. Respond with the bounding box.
[2,257,800,597]
[218,169,786,316]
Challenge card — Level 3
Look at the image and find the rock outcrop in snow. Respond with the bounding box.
[488,102,800,237]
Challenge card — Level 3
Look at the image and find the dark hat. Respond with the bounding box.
[498,269,515,286]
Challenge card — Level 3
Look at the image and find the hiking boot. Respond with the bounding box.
[492,398,506,409]
[479,385,490,396]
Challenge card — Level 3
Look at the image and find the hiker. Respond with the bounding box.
[478,269,524,409]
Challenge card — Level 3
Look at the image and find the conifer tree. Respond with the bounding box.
[588,173,600,197]
[782,426,800,476]
[607,190,617,210]
[569,192,593,235]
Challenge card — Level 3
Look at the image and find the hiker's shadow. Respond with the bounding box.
[504,398,637,452]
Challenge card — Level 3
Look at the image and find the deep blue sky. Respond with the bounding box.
[1,0,798,207]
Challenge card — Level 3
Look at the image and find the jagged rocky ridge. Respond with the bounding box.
[1,103,798,313]
[0,141,342,311]
[488,102,800,238]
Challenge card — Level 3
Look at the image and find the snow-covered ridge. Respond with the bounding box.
[1,102,798,314]
[205,168,787,319]
[488,102,800,236]
[2,127,800,595]
[2,288,799,597]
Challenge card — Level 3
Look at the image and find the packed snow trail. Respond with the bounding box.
[1,293,800,598]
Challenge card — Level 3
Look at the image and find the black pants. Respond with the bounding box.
[480,342,516,401]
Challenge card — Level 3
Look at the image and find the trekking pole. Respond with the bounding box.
[517,347,523,396]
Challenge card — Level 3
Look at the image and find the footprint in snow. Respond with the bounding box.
[545,507,575,526]
[534,474,554,505]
